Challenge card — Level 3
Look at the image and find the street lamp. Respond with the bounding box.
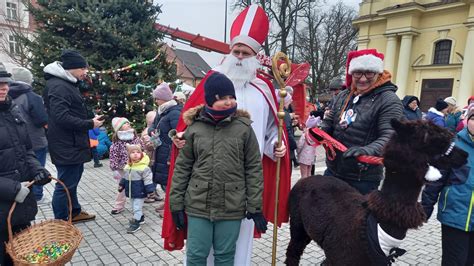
[224,0,228,43]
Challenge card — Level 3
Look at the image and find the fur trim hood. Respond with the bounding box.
[428,107,445,117]
[182,104,251,126]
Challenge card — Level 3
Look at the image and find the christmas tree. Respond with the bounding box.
[25,0,177,131]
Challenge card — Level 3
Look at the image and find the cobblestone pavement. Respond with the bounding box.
[35,146,442,265]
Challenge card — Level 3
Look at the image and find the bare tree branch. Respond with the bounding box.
[295,1,357,100]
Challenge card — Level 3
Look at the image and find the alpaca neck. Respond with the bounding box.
[367,170,427,238]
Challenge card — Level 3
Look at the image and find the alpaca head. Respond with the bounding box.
[386,119,468,183]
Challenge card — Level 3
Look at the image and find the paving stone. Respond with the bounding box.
[36,148,443,265]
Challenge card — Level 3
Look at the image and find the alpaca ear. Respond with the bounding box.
[391,119,415,138]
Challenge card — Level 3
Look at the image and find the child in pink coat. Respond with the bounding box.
[297,114,321,178]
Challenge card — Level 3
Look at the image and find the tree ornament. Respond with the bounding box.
[135,72,139,76]
[101,81,106,86]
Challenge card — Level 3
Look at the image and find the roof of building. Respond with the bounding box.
[377,0,460,13]
[173,48,211,79]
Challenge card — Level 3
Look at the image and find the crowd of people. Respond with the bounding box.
[0,4,473,265]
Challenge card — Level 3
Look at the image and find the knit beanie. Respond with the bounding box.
[435,99,449,112]
[0,63,13,84]
[111,117,130,132]
[444,96,457,107]
[11,67,33,85]
[61,50,88,70]
[153,82,173,101]
[204,72,236,107]
[467,103,474,120]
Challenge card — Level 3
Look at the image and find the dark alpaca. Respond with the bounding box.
[285,119,468,265]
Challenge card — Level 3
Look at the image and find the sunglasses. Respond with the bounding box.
[352,72,376,79]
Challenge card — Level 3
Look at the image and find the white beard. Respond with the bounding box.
[214,54,261,89]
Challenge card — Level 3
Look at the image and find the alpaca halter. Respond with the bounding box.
[444,142,455,156]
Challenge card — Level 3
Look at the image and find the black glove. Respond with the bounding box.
[33,169,51,186]
[246,212,267,233]
[343,147,368,158]
[171,210,186,231]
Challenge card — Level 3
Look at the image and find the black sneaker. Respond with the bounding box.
[127,219,141,233]
[139,215,145,225]
[94,163,103,168]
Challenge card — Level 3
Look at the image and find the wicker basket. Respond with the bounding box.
[5,177,83,266]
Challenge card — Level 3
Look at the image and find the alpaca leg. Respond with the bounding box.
[285,219,311,266]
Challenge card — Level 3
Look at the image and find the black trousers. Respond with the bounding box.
[0,223,30,266]
[442,224,474,266]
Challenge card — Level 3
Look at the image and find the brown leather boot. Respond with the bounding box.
[72,211,96,223]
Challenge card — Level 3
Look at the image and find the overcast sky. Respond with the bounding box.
[155,0,361,67]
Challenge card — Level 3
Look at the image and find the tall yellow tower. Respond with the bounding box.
[353,0,474,111]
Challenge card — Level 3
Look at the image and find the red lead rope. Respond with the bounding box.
[307,127,384,166]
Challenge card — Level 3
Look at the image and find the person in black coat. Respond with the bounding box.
[43,50,103,222]
[0,66,51,265]
[282,93,297,170]
[320,49,403,195]
[148,83,182,194]
[402,95,422,121]
[9,67,49,203]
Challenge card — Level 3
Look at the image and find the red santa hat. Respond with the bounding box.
[345,49,385,88]
[230,4,269,53]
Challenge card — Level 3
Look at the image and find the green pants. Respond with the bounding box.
[186,216,242,266]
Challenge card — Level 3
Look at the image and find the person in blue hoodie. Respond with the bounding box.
[96,126,112,159]
[88,128,102,167]
[422,103,474,266]
[425,98,449,127]
[8,67,49,204]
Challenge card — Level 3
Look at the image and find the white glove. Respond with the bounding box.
[14,182,30,203]
[306,116,321,128]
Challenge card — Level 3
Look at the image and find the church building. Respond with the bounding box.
[353,0,474,110]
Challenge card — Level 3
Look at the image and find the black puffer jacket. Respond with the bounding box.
[43,62,93,166]
[320,80,403,181]
[0,97,42,231]
[149,102,182,186]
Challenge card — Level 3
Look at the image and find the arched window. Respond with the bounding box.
[433,40,452,65]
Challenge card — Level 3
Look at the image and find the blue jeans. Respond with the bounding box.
[323,168,379,195]
[33,147,48,201]
[131,198,145,221]
[52,164,84,220]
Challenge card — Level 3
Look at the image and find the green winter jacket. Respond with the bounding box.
[169,105,263,221]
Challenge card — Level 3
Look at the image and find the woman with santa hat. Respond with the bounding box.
[319,49,403,195]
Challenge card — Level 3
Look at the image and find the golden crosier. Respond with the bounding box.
[270,51,291,266]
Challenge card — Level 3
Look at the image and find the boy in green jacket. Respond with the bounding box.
[169,72,267,265]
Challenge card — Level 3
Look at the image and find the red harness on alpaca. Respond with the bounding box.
[306,127,384,165]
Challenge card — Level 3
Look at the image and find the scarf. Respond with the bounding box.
[157,100,178,115]
[204,105,237,121]
[339,70,392,120]
[0,96,12,111]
